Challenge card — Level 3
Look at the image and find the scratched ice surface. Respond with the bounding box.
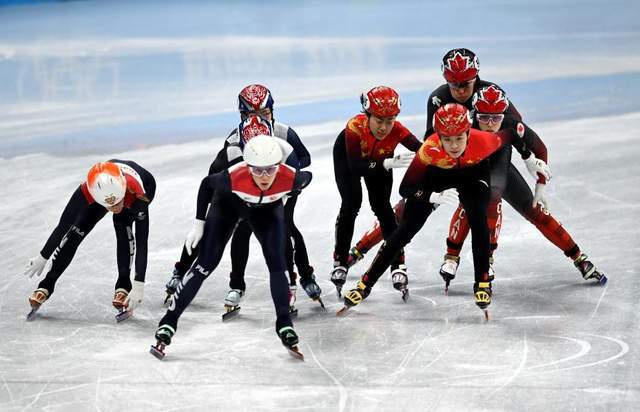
[0,1,639,411]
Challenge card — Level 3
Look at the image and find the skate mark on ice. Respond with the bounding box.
[552,334,629,373]
[306,344,347,412]
[589,283,608,320]
[488,332,528,399]
[499,315,563,321]
[528,336,591,370]
[1,375,15,406]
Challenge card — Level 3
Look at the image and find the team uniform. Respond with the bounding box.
[25,160,155,319]
[331,86,421,295]
[340,104,532,315]
[153,136,311,359]
[166,87,317,311]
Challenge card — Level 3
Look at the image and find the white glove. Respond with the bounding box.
[532,183,549,210]
[429,188,459,207]
[125,280,144,310]
[184,219,205,256]
[24,254,47,278]
[524,154,552,182]
[383,153,415,170]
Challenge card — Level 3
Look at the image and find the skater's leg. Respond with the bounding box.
[229,220,252,290]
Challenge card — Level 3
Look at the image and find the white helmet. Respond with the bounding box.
[243,135,282,167]
[86,161,127,208]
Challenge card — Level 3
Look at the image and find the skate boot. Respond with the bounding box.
[150,324,176,360]
[299,275,325,309]
[164,268,183,305]
[347,246,365,268]
[222,289,244,321]
[288,285,298,317]
[26,288,49,320]
[343,281,371,308]
[439,254,460,293]
[391,264,409,301]
[278,326,303,360]
[473,281,492,320]
[574,254,607,285]
[112,288,129,309]
[112,288,132,322]
[330,265,348,298]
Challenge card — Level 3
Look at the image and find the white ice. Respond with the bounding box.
[1,1,639,411]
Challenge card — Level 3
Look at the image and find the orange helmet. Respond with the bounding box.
[86,162,126,208]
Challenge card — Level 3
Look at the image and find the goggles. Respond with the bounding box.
[448,80,474,89]
[241,108,273,121]
[249,164,279,177]
[476,113,505,124]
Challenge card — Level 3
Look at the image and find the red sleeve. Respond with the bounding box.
[80,182,96,204]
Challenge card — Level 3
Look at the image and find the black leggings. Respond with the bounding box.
[333,137,398,266]
[37,187,107,294]
[160,198,292,333]
[364,163,492,287]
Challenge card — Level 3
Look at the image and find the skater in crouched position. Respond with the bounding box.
[24,160,156,320]
[331,85,422,298]
[164,84,319,313]
[153,135,311,359]
[437,84,607,287]
[340,103,547,315]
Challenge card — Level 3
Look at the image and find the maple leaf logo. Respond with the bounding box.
[446,52,471,72]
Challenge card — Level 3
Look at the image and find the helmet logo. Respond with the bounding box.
[104,194,117,205]
[442,50,479,82]
[363,86,401,117]
[473,85,509,113]
[445,52,473,73]
[240,85,269,109]
[240,115,272,143]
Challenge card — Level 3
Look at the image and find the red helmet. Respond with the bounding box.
[472,85,509,113]
[433,103,472,137]
[441,48,479,83]
[239,115,273,143]
[238,84,274,113]
[361,86,401,117]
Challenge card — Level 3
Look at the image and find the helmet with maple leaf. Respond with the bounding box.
[441,48,479,83]
[472,84,509,114]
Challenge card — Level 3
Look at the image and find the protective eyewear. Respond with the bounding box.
[476,113,505,124]
[448,80,474,89]
[249,165,279,177]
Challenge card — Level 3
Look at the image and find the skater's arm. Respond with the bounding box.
[286,128,311,169]
[401,132,423,152]
[196,173,225,220]
[133,210,150,282]
[399,152,429,199]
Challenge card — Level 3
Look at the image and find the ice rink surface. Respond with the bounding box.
[1,1,639,411]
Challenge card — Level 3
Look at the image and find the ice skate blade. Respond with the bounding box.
[315,297,327,310]
[597,273,608,286]
[222,306,241,322]
[115,309,132,323]
[26,307,39,321]
[336,306,351,316]
[286,346,304,361]
[150,344,166,360]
